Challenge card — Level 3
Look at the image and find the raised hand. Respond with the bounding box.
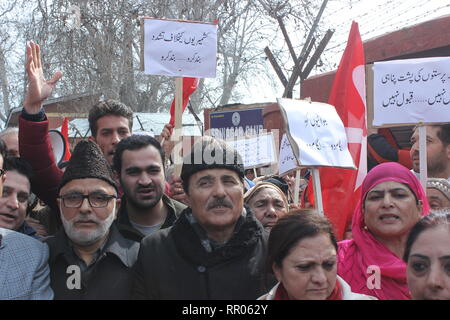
[23,41,63,114]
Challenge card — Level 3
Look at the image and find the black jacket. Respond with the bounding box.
[116,194,186,242]
[132,207,273,300]
[45,223,139,300]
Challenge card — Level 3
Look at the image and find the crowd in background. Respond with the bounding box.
[1,41,450,301]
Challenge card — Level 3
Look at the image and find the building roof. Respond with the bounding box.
[61,111,203,138]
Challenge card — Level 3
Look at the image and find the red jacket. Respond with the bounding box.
[19,115,63,212]
[19,114,170,210]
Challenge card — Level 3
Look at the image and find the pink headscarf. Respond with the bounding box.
[337,162,429,300]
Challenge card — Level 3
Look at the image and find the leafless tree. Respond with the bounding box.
[0,0,324,125]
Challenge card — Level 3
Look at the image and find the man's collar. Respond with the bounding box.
[118,193,180,225]
[183,208,248,252]
[48,223,136,267]
[103,223,137,267]
[17,221,38,237]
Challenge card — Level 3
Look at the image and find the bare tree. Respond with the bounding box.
[0,0,325,126]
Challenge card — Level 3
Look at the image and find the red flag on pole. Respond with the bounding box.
[61,117,72,161]
[169,77,199,126]
[306,21,367,240]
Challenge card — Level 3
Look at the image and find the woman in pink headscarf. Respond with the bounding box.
[337,162,430,300]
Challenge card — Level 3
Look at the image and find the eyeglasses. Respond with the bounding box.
[58,192,117,208]
[0,168,5,177]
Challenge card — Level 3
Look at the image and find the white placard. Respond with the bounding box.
[277,98,355,168]
[373,57,450,126]
[279,133,299,176]
[226,133,276,169]
[143,18,217,78]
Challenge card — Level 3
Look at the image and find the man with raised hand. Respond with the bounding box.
[18,41,133,230]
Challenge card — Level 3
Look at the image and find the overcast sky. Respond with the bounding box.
[238,0,450,104]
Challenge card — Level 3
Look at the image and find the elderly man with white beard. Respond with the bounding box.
[45,140,139,299]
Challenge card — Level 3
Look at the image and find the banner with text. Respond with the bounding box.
[278,98,355,169]
[225,132,276,169]
[278,133,299,176]
[373,57,450,126]
[143,18,217,78]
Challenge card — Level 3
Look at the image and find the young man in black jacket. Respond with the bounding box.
[112,135,186,242]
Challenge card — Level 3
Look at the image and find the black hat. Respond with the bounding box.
[264,176,289,196]
[58,140,118,193]
[181,137,244,192]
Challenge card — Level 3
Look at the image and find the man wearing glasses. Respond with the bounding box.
[46,139,139,299]
[0,157,39,239]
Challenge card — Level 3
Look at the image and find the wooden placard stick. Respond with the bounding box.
[418,124,428,192]
[173,77,183,177]
[312,168,324,216]
[294,168,301,206]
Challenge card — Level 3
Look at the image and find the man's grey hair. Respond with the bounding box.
[0,127,19,138]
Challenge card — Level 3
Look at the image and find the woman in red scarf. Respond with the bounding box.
[258,210,376,300]
[337,162,430,300]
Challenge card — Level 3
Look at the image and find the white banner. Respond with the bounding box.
[373,57,450,126]
[278,133,299,176]
[226,133,277,169]
[143,18,217,78]
[277,98,355,169]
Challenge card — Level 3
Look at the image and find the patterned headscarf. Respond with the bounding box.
[244,182,289,213]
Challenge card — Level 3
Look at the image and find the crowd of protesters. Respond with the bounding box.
[1,41,450,301]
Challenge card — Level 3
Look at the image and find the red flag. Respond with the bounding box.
[61,117,72,161]
[306,22,367,240]
[169,77,199,126]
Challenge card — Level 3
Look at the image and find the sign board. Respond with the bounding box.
[373,57,450,126]
[209,109,264,140]
[142,18,217,78]
[278,133,299,176]
[277,98,355,168]
[225,132,276,169]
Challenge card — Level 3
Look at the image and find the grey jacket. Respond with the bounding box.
[0,227,53,300]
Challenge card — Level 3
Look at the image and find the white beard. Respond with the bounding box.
[61,201,116,246]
